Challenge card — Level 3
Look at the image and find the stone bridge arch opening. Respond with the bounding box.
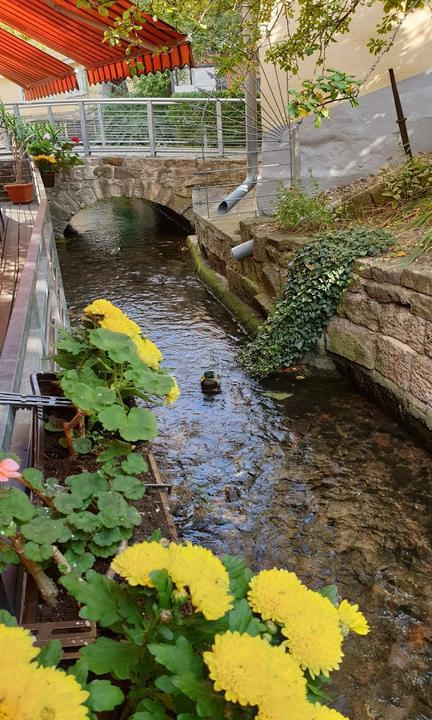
[47,155,246,238]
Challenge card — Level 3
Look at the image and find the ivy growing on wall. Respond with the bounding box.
[241,227,393,377]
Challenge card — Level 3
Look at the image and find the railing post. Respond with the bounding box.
[12,104,19,117]
[216,100,224,156]
[79,101,90,156]
[96,103,106,147]
[47,105,54,125]
[147,100,156,157]
[291,125,301,188]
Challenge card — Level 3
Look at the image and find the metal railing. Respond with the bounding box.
[3,97,262,157]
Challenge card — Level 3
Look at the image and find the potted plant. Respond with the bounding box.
[0,103,34,204]
[27,123,83,186]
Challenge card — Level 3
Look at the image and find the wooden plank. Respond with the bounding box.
[148,451,179,540]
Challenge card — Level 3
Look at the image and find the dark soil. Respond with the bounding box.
[28,374,173,623]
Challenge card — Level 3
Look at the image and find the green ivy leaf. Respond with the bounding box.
[98,405,126,432]
[87,680,125,712]
[124,364,174,396]
[67,511,102,533]
[65,472,108,499]
[148,636,203,676]
[73,437,93,455]
[92,527,126,547]
[54,493,86,514]
[111,475,145,500]
[56,330,86,355]
[36,640,63,668]
[88,328,138,364]
[21,517,72,544]
[81,637,143,680]
[0,488,35,523]
[23,541,54,562]
[121,453,148,475]
[22,468,45,491]
[97,492,140,528]
[64,550,95,575]
[89,541,122,558]
[118,407,158,442]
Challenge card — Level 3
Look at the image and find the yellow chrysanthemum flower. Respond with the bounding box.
[169,543,232,620]
[309,704,349,720]
[0,663,89,719]
[133,336,163,369]
[84,299,142,336]
[338,600,369,636]
[281,590,344,678]
[204,631,308,713]
[165,378,180,404]
[248,568,307,623]
[0,624,38,666]
[100,313,142,338]
[111,541,170,586]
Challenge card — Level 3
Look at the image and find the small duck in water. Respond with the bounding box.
[200,370,221,394]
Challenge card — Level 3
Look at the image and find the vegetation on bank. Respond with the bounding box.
[241,228,393,377]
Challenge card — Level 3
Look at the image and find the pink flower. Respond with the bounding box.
[70,136,80,143]
[0,458,21,482]
[43,133,51,140]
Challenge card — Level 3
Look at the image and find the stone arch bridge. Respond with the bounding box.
[47,156,246,236]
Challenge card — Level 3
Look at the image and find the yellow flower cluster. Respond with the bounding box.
[111,540,232,620]
[204,631,350,720]
[248,569,369,678]
[83,300,178,400]
[0,624,89,720]
[32,154,57,164]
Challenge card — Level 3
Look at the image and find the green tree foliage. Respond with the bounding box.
[77,0,426,122]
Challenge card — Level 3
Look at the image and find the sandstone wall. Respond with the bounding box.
[327,258,432,437]
[195,215,432,438]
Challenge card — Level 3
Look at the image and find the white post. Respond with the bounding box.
[79,102,90,156]
[147,100,156,157]
[216,100,224,156]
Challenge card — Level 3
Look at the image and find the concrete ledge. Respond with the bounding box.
[187,235,262,337]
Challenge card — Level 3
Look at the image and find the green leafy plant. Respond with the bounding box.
[382,155,432,207]
[52,300,178,454]
[61,537,369,720]
[241,227,393,376]
[274,182,334,232]
[0,448,149,604]
[0,103,34,183]
[287,70,362,127]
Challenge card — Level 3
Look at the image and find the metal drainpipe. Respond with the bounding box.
[218,1,258,218]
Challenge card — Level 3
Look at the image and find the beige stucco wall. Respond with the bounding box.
[259,5,432,122]
[0,76,23,103]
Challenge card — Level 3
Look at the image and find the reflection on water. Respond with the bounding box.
[58,198,432,720]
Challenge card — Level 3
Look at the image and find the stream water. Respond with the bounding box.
[58,197,432,720]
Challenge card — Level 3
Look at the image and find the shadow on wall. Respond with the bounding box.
[258,69,432,214]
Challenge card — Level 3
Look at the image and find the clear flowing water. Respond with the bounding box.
[58,198,432,720]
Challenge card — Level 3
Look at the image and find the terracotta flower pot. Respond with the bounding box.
[4,182,34,204]
[41,172,56,188]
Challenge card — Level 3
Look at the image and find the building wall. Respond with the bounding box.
[258,6,432,210]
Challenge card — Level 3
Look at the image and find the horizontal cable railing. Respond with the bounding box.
[3,98,263,158]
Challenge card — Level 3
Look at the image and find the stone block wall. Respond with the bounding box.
[194,214,307,316]
[326,258,432,435]
[195,214,432,438]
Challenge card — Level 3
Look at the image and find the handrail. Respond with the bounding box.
[2,97,262,158]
